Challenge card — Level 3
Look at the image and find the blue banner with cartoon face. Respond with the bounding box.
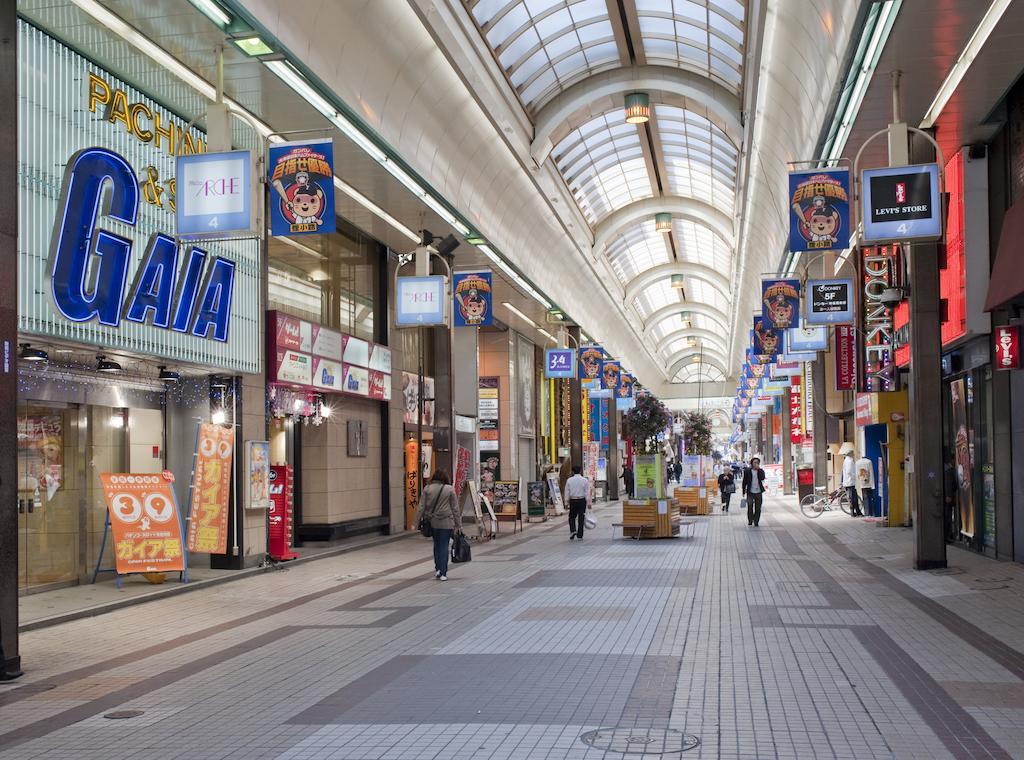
[578,345,604,382]
[268,139,335,236]
[600,360,622,391]
[761,278,801,329]
[788,168,850,253]
[452,271,493,327]
[751,318,784,358]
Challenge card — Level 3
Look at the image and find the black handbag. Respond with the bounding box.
[418,488,441,537]
[450,531,472,563]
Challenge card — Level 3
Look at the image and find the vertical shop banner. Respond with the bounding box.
[268,139,335,236]
[268,465,298,561]
[452,271,493,327]
[516,335,536,437]
[950,378,975,537]
[752,318,784,358]
[454,445,472,500]
[579,345,603,384]
[245,441,271,510]
[404,439,419,524]
[994,325,1022,370]
[101,472,185,574]
[835,325,856,391]
[600,359,622,391]
[186,423,235,554]
[862,246,900,391]
[789,377,803,445]
[478,376,500,504]
[761,279,801,329]
[788,168,850,252]
[982,465,995,550]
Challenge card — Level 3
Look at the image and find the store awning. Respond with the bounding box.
[985,199,1024,311]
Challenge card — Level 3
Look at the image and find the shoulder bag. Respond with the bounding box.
[418,488,441,537]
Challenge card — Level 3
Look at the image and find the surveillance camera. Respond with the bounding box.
[879,287,904,308]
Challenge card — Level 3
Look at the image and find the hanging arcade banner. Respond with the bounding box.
[835,325,857,391]
[617,372,635,402]
[186,423,235,554]
[100,472,185,574]
[786,325,829,352]
[789,377,803,445]
[268,139,335,236]
[807,279,855,324]
[761,278,801,329]
[578,345,603,383]
[751,318,784,358]
[600,359,622,391]
[452,270,493,327]
[788,168,850,252]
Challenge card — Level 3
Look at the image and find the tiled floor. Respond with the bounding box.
[2,496,1024,759]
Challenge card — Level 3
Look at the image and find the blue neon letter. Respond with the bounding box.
[191,257,235,342]
[124,233,178,328]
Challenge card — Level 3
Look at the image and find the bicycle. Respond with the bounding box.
[800,486,851,518]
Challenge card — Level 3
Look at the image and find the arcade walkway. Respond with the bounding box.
[1,497,1023,759]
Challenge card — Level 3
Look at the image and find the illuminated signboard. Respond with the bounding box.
[861,163,943,244]
[176,150,257,238]
[861,245,900,392]
[395,276,447,326]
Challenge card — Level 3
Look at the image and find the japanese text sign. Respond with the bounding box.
[545,348,576,378]
[788,168,850,253]
[452,271,493,327]
[100,472,185,574]
[268,139,335,236]
[186,423,235,554]
[807,279,854,324]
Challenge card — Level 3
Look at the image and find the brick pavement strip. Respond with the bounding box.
[0,498,1023,758]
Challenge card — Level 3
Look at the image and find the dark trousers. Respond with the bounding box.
[568,498,587,538]
[746,491,763,525]
[432,528,453,575]
[846,486,861,515]
[861,487,875,516]
[722,491,732,510]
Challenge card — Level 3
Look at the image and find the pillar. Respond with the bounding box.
[568,326,582,469]
[908,132,947,569]
[607,397,619,500]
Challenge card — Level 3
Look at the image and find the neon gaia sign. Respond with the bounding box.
[47,147,234,341]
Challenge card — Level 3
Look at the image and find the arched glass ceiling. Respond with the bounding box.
[605,222,672,283]
[553,111,653,223]
[467,0,621,111]
[674,218,732,272]
[651,311,722,340]
[634,279,683,322]
[674,364,727,383]
[635,0,745,95]
[656,106,737,209]
[685,279,730,315]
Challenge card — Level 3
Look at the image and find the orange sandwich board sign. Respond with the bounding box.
[186,423,235,554]
[100,472,186,574]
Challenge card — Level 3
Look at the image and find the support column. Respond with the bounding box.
[607,397,619,500]
[568,327,583,470]
[908,132,947,569]
[0,2,19,677]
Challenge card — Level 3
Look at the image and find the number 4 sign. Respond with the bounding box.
[545,348,576,378]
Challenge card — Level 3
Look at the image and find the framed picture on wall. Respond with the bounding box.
[516,334,535,438]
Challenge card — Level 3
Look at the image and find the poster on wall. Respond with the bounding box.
[401,372,435,426]
[950,378,975,538]
[516,335,536,437]
[454,445,472,501]
[268,139,336,236]
[17,412,63,501]
[245,441,271,510]
[186,423,235,554]
[479,452,500,505]
[100,472,185,574]
[680,455,701,487]
[452,271,493,327]
[761,279,801,329]
[788,168,850,252]
[634,455,663,499]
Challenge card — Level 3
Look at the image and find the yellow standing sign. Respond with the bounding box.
[186,423,235,554]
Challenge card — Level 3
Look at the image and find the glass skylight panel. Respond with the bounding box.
[634,0,745,95]
[686,279,730,315]
[634,280,683,321]
[467,0,619,111]
[656,105,737,209]
[606,223,671,283]
[673,219,732,271]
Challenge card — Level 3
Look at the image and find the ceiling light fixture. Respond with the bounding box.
[655,213,673,233]
[189,0,231,27]
[232,36,275,57]
[624,92,651,124]
[96,355,121,373]
[670,274,686,290]
[158,366,181,382]
[211,409,227,425]
[919,0,1012,128]
[502,302,538,328]
[18,343,48,362]
[537,328,555,342]
[480,245,553,309]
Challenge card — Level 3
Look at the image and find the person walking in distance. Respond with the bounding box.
[564,465,590,540]
[842,450,863,516]
[414,469,462,581]
[742,457,766,526]
[717,467,735,512]
[622,464,634,500]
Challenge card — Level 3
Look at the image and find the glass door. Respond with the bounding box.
[17,404,81,591]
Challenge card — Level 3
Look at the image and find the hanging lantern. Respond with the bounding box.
[670,273,685,289]
[624,92,650,124]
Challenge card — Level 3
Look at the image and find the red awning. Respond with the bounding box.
[985,199,1024,311]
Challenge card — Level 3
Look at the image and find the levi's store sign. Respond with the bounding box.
[994,326,1022,370]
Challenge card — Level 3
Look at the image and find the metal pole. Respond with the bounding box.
[417,325,424,505]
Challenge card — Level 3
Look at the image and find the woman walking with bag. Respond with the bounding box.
[717,468,735,512]
[415,469,462,581]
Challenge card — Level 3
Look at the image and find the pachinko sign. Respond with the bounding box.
[268,139,335,236]
[100,472,185,574]
[186,423,235,555]
[788,168,850,253]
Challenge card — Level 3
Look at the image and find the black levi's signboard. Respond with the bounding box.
[861,163,943,243]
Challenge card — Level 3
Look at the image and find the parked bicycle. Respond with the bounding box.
[800,486,851,518]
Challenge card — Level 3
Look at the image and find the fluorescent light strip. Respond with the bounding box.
[190,0,231,27]
[271,232,326,260]
[478,245,552,309]
[920,0,1012,128]
[67,0,443,246]
[502,302,538,328]
[537,328,555,342]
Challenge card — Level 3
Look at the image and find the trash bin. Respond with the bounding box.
[796,467,815,503]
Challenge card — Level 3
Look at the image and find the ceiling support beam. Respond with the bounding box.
[642,302,731,337]
[593,196,734,262]
[654,328,729,356]
[624,261,731,305]
[663,349,730,378]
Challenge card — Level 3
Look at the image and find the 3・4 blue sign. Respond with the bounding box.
[545,348,576,378]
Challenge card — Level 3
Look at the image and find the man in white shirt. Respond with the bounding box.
[856,455,876,517]
[841,451,863,516]
[564,465,590,540]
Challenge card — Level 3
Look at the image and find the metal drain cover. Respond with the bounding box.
[580,728,699,755]
[104,710,144,719]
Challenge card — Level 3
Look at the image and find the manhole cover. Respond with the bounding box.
[104,710,144,719]
[580,728,699,755]
[928,567,965,576]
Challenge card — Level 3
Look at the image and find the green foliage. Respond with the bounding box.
[624,395,672,454]
[682,411,713,456]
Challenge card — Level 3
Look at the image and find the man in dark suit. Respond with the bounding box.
[742,457,767,527]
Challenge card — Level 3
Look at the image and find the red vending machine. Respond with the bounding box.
[269,465,298,561]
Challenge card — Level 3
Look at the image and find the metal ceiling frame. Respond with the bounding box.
[655,328,729,356]
[642,302,730,336]
[664,349,730,377]
[623,261,730,304]
[592,195,734,261]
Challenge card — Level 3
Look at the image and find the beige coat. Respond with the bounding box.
[415,483,462,531]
